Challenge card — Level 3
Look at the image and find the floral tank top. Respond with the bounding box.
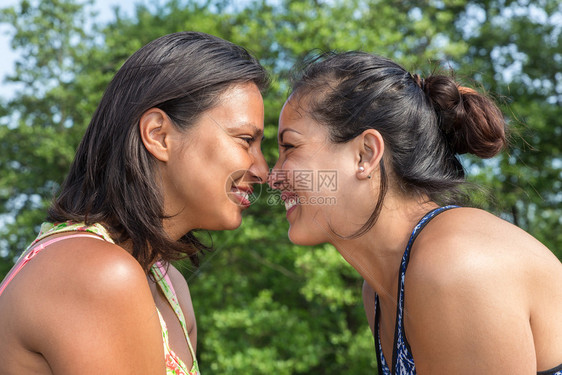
[1,221,200,375]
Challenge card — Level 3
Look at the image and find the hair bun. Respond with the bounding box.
[411,73,425,92]
[423,75,507,158]
[457,85,477,95]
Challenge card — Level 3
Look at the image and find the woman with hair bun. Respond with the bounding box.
[269,51,562,374]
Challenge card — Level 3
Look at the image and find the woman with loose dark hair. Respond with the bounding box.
[0,31,269,374]
[269,51,562,374]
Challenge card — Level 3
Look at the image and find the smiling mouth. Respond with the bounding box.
[226,169,255,208]
[281,192,298,213]
[230,187,252,207]
[284,197,297,211]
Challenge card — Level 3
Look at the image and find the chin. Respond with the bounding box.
[222,221,242,231]
[198,214,242,231]
[220,213,243,231]
[288,227,325,246]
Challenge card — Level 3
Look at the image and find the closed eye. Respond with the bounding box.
[279,143,294,150]
[241,136,255,145]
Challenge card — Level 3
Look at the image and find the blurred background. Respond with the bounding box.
[0,0,560,373]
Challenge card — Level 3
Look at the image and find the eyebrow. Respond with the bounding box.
[279,128,302,143]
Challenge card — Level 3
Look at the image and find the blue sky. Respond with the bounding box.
[0,0,138,99]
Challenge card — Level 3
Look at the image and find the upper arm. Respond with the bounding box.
[167,265,197,352]
[404,235,536,374]
[362,280,376,335]
[24,240,166,374]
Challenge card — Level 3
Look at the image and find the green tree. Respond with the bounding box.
[1,0,561,374]
[451,0,562,258]
[0,0,99,273]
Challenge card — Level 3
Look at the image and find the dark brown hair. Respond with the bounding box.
[290,51,506,237]
[48,31,269,271]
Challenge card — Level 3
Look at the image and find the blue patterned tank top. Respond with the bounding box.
[372,206,562,375]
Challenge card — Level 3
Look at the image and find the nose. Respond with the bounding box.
[268,159,284,191]
[250,149,269,183]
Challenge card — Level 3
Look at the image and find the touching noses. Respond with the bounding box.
[268,159,284,191]
[249,149,269,183]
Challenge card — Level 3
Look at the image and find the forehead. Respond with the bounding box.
[200,82,265,130]
[278,96,329,141]
[220,82,262,103]
[217,82,264,114]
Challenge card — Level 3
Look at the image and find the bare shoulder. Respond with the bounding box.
[403,207,559,372]
[24,236,149,299]
[19,236,155,331]
[13,236,165,373]
[405,207,559,316]
[408,207,559,283]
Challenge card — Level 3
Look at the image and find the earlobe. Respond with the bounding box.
[139,108,170,162]
[356,129,384,180]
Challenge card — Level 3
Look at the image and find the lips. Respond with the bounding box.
[230,187,253,207]
[281,192,298,216]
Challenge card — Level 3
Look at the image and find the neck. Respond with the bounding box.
[330,196,438,300]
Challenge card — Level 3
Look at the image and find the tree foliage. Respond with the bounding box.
[452,0,562,258]
[0,0,560,373]
[0,0,98,275]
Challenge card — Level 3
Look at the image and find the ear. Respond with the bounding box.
[139,108,172,162]
[356,129,384,180]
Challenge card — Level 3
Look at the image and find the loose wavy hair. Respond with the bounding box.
[48,31,269,271]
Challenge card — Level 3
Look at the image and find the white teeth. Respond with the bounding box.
[233,189,250,201]
[284,197,297,211]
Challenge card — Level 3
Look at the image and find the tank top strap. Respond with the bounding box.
[0,233,104,296]
[400,205,459,273]
[33,222,115,244]
[151,262,198,362]
[1,221,112,297]
[392,205,459,372]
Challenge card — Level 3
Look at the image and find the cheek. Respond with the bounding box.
[227,149,254,173]
[210,140,253,171]
[280,153,312,175]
